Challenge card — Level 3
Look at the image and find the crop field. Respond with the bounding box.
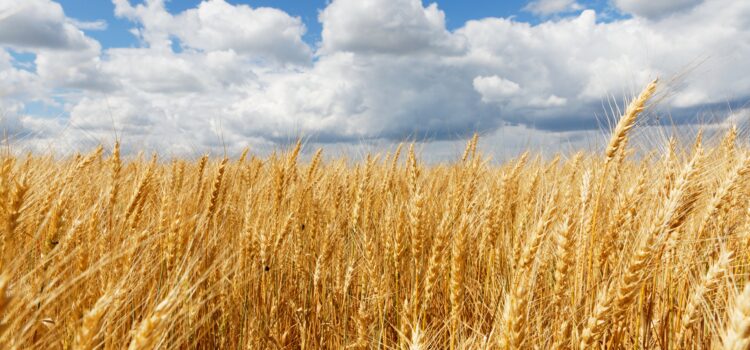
[2,80,750,349]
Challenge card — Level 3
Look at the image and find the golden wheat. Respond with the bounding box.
[0,81,749,348]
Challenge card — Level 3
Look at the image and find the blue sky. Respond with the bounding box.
[0,0,748,157]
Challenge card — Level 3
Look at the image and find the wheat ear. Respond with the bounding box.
[74,291,114,350]
[127,287,180,350]
[722,282,750,350]
[605,79,658,163]
[676,250,733,346]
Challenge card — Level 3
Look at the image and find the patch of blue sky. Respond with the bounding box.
[170,36,184,53]
[8,49,36,71]
[56,0,138,48]
[23,100,66,119]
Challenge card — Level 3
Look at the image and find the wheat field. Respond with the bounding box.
[1,81,750,349]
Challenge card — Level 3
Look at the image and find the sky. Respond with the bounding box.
[0,0,749,160]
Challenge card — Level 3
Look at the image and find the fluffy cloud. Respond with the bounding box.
[0,0,111,92]
[473,75,566,109]
[174,1,311,64]
[462,1,750,126]
[113,0,311,64]
[2,0,750,156]
[35,46,113,91]
[0,50,42,102]
[0,0,91,50]
[319,0,466,55]
[228,52,497,141]
[474,76,521,102]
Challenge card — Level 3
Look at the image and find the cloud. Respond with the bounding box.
[319,0,466,55]
[0,50,43,100]
[113,0,311,64]
[613,0,703,19]
[227,51,497,142]
[0,0,112,91]
[173,1,311,64]
[524,0,583,16]
[2,0,750,157]
[35,46,114,91]
[529,95,568,108]
[473,75,521,102]
[69,19,108,31]
[460,2,750,123]
[102,49,211,93]
[0,0,92,50]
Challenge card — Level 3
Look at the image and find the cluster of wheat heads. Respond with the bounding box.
[2,82,750,349]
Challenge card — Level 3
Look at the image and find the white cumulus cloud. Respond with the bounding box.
[0,0,92,50]
[0,0,749,156]
[319,0,466,55]
[474,75,521,103]
[113,0,311,64]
